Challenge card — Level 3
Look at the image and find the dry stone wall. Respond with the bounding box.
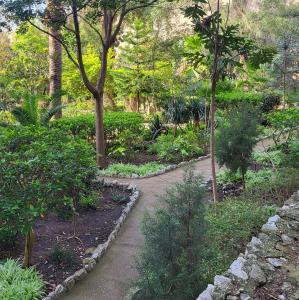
[196,191,299,300]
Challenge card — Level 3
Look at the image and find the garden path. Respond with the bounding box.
[60,138,273,300]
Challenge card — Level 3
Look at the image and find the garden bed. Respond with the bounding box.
[0,182,139,297]
[102,153,210,178]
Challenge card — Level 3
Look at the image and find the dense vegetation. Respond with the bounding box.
[0,0,298,298]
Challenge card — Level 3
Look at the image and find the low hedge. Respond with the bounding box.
[51,112,144,146]
[216,91,280,112]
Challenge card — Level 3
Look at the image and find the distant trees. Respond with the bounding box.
[2,0,163,167]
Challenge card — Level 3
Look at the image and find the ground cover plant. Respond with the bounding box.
[99,162,169,177]
[0,259,44,300]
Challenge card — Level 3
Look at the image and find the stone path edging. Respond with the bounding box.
[196,190,299,300]
[42,181,140,300]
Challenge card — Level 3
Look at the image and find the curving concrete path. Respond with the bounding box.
[60,139,272,300]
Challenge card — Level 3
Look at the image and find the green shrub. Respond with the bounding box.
[216,91,263,109]
[148,131,204,162]
[51,112,144,148]
[0,126,97,249]
[0,259,44,300]
[283,140,299,169]
[216,90,280,113]
[216,103,260,185]
[252,150,284,167]
[201,198,275,283]
[134,171,206,299]
[49,246,79,269]
[99,162,168,177]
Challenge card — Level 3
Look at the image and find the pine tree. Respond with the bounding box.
[114,18,154,112]
[216,103,260,187]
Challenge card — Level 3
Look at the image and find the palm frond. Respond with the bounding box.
[40,104,66,126]
[11,107,36,126]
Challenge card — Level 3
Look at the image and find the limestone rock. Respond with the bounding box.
[249,264,266,284]
[229,257,248,280]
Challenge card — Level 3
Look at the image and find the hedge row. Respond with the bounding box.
[51,112,144,143]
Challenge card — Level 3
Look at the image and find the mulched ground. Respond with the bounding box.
[0,185,130,294]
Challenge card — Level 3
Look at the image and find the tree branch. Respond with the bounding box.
[28,20,79,69]
[71,2,98,96]
[78,14,104,47]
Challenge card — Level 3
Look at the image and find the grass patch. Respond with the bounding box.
[99,162,169,177]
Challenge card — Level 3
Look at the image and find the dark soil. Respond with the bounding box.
[0,186,131,294]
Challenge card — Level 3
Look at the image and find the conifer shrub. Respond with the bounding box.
[134,170,206,299]
[216,103,260,186]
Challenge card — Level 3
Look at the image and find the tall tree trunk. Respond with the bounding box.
[210,0,220,203]
[48,0,63,119]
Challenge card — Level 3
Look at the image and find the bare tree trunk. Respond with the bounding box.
[210,79,218,203]
[23,228,35,268]
[95,46,109,168]
[48,0,63,119]
[210,0,220,203]
[95,94,106,168]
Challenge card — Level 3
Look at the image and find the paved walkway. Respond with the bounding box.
[61,139,272,300]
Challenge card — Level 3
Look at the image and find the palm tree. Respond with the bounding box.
[12,94,64,126]
[46,0,64,119]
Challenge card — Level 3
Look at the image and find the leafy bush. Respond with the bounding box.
[0,259,44,300]
[267,108,299,145]
[49,246,79,269]
[0,126,97,251]
[134,171,206,299]
[148,131,204,162]
[108,129,145,159]
[216,91,263,109]
[252,150,284,167]
[216,90,280,113]
[99,162,168,177]
[51,112,144,148]
[283,140,299,169]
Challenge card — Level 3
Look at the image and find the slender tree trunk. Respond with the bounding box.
[210,0,221,203]
[48,0,63,119]
[210,79,218,203]
[23,228,35,268]
[95,94,106,167]
[95,46,109,168]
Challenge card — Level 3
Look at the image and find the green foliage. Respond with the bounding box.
[247,46,277,69]
[135,171,206,299]
[216,103,260,182]
[252,150,284,167]
[0,126,97,244]
[0,259,44,300]
[51,112,144,148]
[216,91,263,108]
[11,94,64,126]
[148,131,204,162]
[202,198,275,282]
[49,246,79,269]
[99,162,167,177]
[149,115,168,140]
[111,190,128,204]
[164,98,190,130]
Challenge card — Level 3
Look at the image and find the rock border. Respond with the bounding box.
[196,190,299,300]
[42,180,140,300]
[100,154,211,179]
